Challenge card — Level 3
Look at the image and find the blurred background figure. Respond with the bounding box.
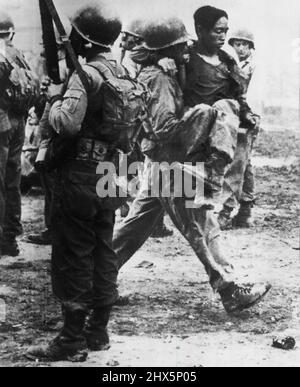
[0,10,39,258]
[218,27,258,230]
[25,15,72,246]
[120,19,145,78]
[229,28,256,89]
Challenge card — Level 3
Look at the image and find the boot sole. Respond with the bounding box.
[226,284,272,314]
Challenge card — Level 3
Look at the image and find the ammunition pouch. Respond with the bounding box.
[75,138,112,163]
[36,134,117,173]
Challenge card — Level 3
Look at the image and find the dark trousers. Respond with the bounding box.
[51,161,119,309]
[0,115,25,243]
[40,170,55,231]
[113,160,235,291]
[223,129,256,208]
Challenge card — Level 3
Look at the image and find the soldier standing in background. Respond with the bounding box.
[229,29,256,89]
[0,11,38,258]
[120,19,145,78]
[26,18,72,246]
[218,29,258,229]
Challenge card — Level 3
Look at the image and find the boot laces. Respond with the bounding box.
[235,284,253,296]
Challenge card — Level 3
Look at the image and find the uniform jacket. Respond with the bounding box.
[49,51,117,140]
[238,52,256,91]
[0,42,13,132]
[138,65,188,161]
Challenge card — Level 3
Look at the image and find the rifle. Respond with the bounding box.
[39,0,61,84]
[40,0,89,91]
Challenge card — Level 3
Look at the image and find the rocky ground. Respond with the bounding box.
[0,128,299,367]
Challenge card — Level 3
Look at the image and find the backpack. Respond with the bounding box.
[1,47,39,115]
[86,58,150,153]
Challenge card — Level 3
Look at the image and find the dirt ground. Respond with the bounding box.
[0,128,299,367]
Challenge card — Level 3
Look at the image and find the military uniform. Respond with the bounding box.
[0,41,27,256]
[114,64,240,291]
[26,3,126,362]
[48,52,123,310]
[218,51,257,228]
[27,54,123,361]
[113,45,245,272]
[27,50,69,245]
[113,15,270,313]
[217,29,258,228]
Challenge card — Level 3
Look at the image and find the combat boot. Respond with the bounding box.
[218,206,233,230]
[26,229,52,245]
[219,282,271,314]
[84,306,111,351]
[1,238,20,257]
[26,303,88,362]
[233,202,254,228]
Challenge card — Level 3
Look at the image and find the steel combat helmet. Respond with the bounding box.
[122,19,146,40]
[71,1,122,48]
[228,29,255,49]
[143,17,189,50]
[0,11,14,35]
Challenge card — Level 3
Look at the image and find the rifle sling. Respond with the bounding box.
[42,0,90,92]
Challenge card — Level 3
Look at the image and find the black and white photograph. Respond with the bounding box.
[0,0,299,369]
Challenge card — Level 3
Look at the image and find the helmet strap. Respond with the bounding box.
[72,23,111,49]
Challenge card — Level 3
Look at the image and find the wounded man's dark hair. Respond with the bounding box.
[194,5,228,31]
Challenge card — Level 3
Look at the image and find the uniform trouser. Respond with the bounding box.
[51,161,119,309]
[172,99,240,163]
[223,129,256,209]
[113,191,234,291]
[0,115,25,243]
[113,99,241,291]
[40,170,56,232]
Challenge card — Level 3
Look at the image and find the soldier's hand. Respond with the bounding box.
[158,58,177,76]
[40,76,51,95]
[244,112,260,133]
[252,114,261,134]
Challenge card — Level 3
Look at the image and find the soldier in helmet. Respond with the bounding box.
[118,19,145,222]
[26,2,127,362]
[229,29,256,89]
[119,18,174,238]
[120,19,145,78]
[113,16,271,315]
[26,16,72,246]
[218,28,258,229]
[0,11,36,258]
